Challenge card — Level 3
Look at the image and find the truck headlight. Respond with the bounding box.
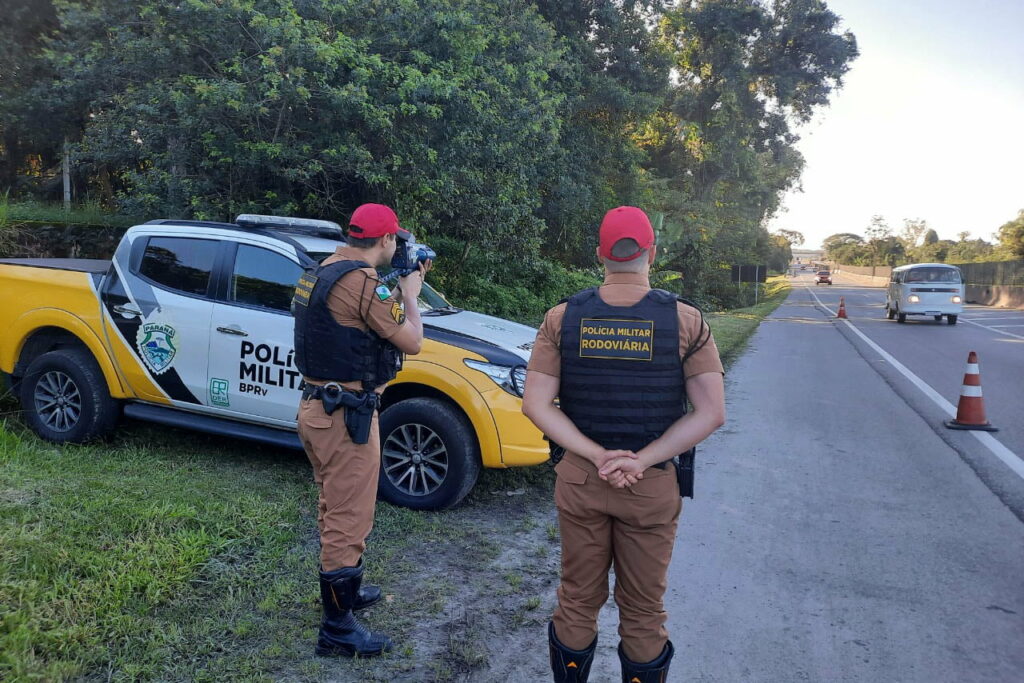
[908,295,920,303]
[952,295,962,303]
[464,359,527,397]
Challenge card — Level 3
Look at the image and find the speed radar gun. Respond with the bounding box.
[380,233,436,284]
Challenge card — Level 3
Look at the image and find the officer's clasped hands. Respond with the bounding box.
[596,449,644,488]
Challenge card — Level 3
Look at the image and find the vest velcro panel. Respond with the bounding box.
[559,288,686,452]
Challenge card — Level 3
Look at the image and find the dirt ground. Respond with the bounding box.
[276,474,564,683]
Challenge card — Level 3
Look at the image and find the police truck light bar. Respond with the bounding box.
[235,214,343,238]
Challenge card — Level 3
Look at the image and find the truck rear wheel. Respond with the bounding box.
[19,349,120,443]
[378,397,480,511]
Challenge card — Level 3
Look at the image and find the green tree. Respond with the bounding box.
[864,215,900,265]
[45,0,567,253]
[644,0,858,304]
[530,0,672,264]
[776,229,804,246]
[996,209,1024,258]
[767,232,794,272]
[0,0,61,192]
[898,218,928,249]
[947,238,995,263]
[822,232,863,253]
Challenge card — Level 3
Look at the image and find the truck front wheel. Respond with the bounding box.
[377,397,481,511]
[19,349,120,443]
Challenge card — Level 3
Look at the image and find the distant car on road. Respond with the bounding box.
[815,271,832,285]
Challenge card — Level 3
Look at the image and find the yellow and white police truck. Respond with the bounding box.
[0,215,547,509]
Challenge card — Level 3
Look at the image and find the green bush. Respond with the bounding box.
[427,236,601,326]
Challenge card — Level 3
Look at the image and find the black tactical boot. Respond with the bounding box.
[336,558,381,610]
[549,621,596,682]
[316,566,393,657]
[317,549,381,609]
[618,640,674,683]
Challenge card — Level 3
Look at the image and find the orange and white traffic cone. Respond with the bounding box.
[836,297,848,319]
[945,351,998,431]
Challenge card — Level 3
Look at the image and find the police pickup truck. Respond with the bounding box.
[0,215,547,509]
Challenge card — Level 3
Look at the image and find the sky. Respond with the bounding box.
[766,0,1024,250]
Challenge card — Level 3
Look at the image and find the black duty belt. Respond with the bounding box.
[299,381,379,445]
[301,382,332,401]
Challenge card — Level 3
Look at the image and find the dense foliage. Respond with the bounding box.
[2,0,858,310]
[823,211,1022,267]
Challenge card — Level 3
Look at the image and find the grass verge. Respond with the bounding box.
[707,275,791,367]
[0,277,790,681]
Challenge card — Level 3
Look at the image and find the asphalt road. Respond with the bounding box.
[580,274,1024,682]
[802,270,1024,458]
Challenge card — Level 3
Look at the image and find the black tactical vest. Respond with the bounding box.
[292,259,402,389]
[559,288,686,452]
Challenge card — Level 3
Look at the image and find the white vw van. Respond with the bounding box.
[886,263,964,324]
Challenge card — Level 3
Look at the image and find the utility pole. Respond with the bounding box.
[62,138,71,212]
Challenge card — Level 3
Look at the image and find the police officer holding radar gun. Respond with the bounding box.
[522,206,725,682]
[291,203,432,657]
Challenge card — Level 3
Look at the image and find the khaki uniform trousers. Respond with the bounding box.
[297,397,381,571]
[553,452,681,663]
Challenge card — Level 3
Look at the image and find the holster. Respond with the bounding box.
[315,384,379,445]
[548,439,566,466]
[675,448,695,499]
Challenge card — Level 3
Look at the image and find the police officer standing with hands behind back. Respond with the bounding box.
[291,203,429,658]
[522,206,725,682]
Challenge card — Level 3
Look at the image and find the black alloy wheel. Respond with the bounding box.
[947,315,958,325]
[378,397,480,510]
[19,348,120,443]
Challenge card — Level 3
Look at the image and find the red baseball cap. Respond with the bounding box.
[598,206,655,261]
[348,203,412,240]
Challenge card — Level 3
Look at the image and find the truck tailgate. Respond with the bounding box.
[0,258,111,274]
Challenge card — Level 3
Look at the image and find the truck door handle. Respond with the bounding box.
[113,304,142,317]
[216,325,249,337]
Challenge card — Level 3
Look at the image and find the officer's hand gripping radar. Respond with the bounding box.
[380,233,436,284]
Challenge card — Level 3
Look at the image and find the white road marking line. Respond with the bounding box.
[959,317,1024,341]
[990,324,1024,329]
[963,316,1024,321]
[804,287,1024,481]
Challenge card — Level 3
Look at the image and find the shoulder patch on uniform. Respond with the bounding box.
[390,301,406,324]
[375,284,392,301]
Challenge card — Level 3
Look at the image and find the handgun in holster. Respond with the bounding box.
[319,383,379,445]
[547,439,566,466]
[674,447,695,499]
